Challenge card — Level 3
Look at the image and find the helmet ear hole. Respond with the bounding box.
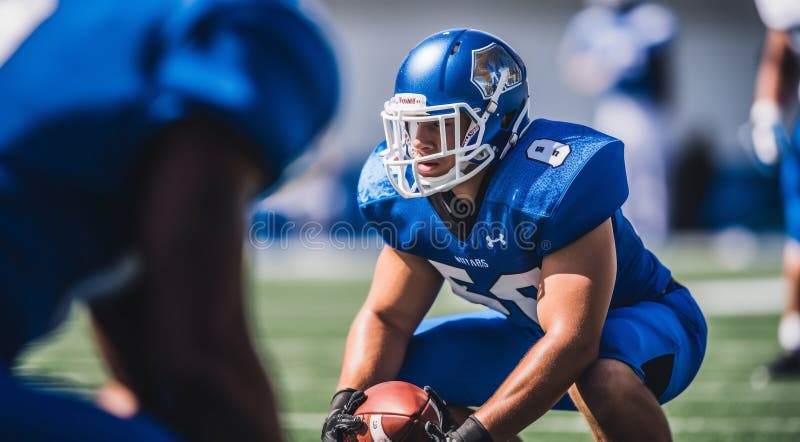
[501,109,518,129]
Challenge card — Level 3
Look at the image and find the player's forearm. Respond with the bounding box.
[754,57,785,105]
[473,332,599,442]
[337,308,410,390]
[155,343,283,442]
[136,119,280,440]
[91,287,284,441]
[755,30,794,104]
[147,226,282,437]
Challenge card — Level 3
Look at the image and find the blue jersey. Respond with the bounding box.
[358,119,672,330]
[0,0,338,358]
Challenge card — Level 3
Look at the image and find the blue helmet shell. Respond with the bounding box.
[394,29,530,161]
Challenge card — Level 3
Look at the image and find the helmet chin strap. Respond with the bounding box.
[499,98,532,160]
[417,143,493,193]
[417,166,458,189]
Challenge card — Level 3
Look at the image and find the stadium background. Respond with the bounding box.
[14,0,800,440]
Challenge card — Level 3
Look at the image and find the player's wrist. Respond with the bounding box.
[750,99,782,127]
[329,388,357,413]
[323,388,366,442]
[448,416,493,442]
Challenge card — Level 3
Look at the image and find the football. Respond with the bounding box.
[344,381,443,442]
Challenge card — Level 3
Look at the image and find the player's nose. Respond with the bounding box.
[412,126,438,154]
[412,137,435,154]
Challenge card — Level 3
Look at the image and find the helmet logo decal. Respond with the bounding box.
[470,43,523,99]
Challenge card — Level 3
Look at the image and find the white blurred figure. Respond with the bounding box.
[750,0,800,378]
[559,0,677,246]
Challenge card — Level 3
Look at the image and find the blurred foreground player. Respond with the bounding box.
[750,0,800,378]
[323,29,706,442]
[0,0,339,440]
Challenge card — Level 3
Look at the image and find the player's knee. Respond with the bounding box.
[574,358,644,407]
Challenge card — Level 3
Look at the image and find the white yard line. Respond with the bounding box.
[689,277,784,316]
[252,243,786,315]
[281,413,800,433]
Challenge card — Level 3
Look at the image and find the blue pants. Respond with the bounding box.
[0,361,178,442]
[782,123,800,241]
[397,285,707,409]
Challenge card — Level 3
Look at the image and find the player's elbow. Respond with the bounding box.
[549,328,602,372]
[360,307,417,341]
[573,339,602,371]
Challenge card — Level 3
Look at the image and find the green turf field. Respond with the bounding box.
[13,277,800,441]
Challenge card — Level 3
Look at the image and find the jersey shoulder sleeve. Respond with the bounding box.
[152,0,340,178]
[356,142,410,249]
[489,118,628,256]
[357,142,398,209]
[566,6,611,32]
[628,2,678,48]
[562,6,614,46]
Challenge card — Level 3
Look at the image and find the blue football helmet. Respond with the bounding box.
[380,29,531,198]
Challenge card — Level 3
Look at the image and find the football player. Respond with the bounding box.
[0,0,338,440]
[750,0,800,378]
[558,0,677,245]
[323,29,705,442]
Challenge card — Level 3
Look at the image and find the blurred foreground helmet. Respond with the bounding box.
[380,29,530,198]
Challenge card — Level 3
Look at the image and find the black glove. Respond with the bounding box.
[423,386,457,433]
[422,386,492,442]
[425,415,493,442]
[321,388,367,442]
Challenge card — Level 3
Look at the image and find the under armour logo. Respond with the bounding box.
[486,234,507,249]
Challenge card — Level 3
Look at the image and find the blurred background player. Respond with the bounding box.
[0,0,339,440]
[324,29,706,442]
[750,0,800,378]
[558,0,678,245]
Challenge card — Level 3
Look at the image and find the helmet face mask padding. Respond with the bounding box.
[380,29,531,198]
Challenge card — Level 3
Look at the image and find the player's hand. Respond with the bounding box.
[422,386,491,442]
[425,415,493,442]
[749,99,789,166]
[321,389,367,442]
[423,386,457,433]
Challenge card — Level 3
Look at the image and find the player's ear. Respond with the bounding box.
[502,108,519,128]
